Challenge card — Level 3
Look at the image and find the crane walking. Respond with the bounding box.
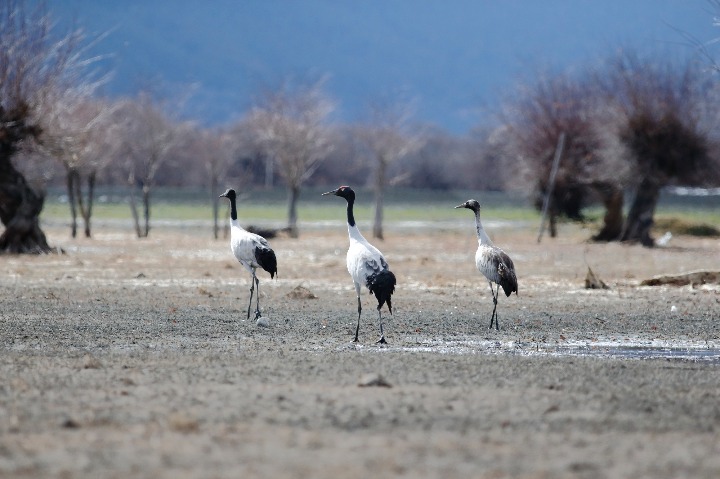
[220,188,277,322]
[455,199,517,330]
[322,186,396,343]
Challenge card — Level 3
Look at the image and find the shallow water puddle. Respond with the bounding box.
[396,338,720,363]
[541,345,720,362]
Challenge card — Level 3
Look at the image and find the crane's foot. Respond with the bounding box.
[376,336,387,344]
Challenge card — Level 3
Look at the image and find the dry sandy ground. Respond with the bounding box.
[1,221,719,478]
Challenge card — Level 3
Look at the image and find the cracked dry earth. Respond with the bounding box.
[1,223,719,478]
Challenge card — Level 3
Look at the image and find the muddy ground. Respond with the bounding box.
[1,221,719,478]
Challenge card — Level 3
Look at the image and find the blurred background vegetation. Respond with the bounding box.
[1,1,719,252]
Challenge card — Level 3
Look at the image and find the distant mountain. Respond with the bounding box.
[50,0,717,133]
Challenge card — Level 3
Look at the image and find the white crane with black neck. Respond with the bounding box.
[219,188,277,323]
[322,186,396,344]
[455,199,518,330]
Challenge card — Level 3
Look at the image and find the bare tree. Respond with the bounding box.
[497,52,719,246]
[358,98,424,240]
[36,91,116,237]
[0,0,94,253]
[498,69,630,239]
[114,93,189,238]
[190,127,247,239]
[606,52,713,246]
[249,78,334,238]
[312,125,369,186]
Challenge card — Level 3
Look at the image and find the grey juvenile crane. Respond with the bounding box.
[220,188,277,321]
[456,199,517,330]
[322,186,396,343]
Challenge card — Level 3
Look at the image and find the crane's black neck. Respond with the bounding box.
[228,195,238,221]
[345,197,356,227]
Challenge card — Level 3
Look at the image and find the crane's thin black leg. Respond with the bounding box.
[376,308,387,344]
[354,296,362,342]
[247,272,256,320]
[488,281,499,330]
[254,276,262,319]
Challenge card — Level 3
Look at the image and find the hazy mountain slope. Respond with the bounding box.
[52,0,717,133]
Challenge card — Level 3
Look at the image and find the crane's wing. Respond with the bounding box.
[348,242,389,287]
[250,234,277,278]
[495,250,517,296]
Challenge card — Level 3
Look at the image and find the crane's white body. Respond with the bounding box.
[220,188,277,323]
[323,185,395,343]
[346,223,390,297]
[229,218,272,275]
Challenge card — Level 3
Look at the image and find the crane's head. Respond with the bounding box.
[455,199,481,213]
[219,188,236,200]
[321,185,355,202]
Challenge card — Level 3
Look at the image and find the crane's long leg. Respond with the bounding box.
[488,281,500,330]
[354,296,362,342]
[352,282,362,342]
[254,275,262,319]
[376,308,387,344]
[247,271,256,320]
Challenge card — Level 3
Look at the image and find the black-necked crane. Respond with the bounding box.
[455,199,517,330]
[219,188,277,322]
[322,186,396,344]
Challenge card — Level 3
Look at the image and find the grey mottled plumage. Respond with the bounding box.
[456,199,517,330]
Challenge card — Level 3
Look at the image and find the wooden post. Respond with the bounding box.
[537,133,565,243]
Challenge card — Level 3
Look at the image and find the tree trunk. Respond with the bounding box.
[128,172,143,238]
[621,177,660,247]
[373,189,385,240]
[0,150,54,254]
[287,184,300,238]
[142,184,151,238]
[373,159,387,240]
[593,187,624,242]
[78,171,96,238]
[69,168,95,239]
[549,204,557,238]
[66,167,79,238]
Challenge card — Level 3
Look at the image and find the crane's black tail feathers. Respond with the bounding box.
[498,263,517,297]
[500,278,517,297]
[255,246,278,279]
[367,269,396,313]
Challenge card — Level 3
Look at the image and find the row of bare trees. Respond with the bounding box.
[4,1,720,254]
[14,74,432,244]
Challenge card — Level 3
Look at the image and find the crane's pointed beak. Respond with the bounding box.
[219,193,227,198]
[321,189,338,196]
[454,203,465,209]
